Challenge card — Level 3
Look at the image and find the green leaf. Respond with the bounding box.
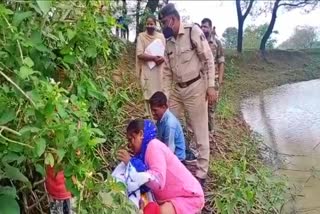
[18,66,38,79]
[92,128,105,137]
[0,109,15,125]
[19,126,40,135]
[0,195,20,214]
[86,46,97,58]
[35,164,45,176]
[12,11,33,26]
[63,55,77,65]
[21,125,38,135]
[67,29,76,40]
[23,57,34,68]
[45,153,54,167]
[56,104,68,118]
[44,102,55,115]
[56,149,66,163]
[0,5,14,15]
[0,186,17,198]
[36,0,52,15]
[35,138,46,157]
[89,138,106,146]
[8,144,24,153]
[30,30,42,45]
[58,31,66,43]
[35,44,50,53]
[2,153,20,163]
[4,163,29,183]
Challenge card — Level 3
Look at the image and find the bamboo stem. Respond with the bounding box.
[0,134,34,149]
[0,70,36,107]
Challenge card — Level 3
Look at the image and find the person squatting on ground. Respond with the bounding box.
[136,15,166,117]
[117,119,204,214]
[149,91,186,162]
[158,3,217,186]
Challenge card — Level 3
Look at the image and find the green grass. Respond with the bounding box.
[207,49,320,213]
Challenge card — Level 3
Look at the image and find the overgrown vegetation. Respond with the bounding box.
[205,49,320,213]
[1,0,320,213]
[0,1,139,213]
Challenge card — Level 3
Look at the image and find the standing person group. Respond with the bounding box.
[134,3,226,186]
[44,3,225,214]
[118,3,226,214]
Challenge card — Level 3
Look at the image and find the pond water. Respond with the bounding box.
[241,79,320,213]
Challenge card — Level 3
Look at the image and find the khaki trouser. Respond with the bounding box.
[144,100,152,118]
[208,102,216,134]
[208,81,219,134]
[169,79,209,179]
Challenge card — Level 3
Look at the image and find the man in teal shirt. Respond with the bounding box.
[149,91,186,161]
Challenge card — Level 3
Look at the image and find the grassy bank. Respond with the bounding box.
[205,49,320,213]
[118,46,320,213]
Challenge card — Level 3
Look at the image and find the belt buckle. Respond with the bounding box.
[179,82,188,88]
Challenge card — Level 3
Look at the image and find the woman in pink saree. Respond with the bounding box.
[117,119,204,214]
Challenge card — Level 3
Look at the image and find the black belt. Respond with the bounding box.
[177,75,201,88]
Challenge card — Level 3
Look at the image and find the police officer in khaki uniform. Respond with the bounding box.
[159,4,217,185]
[212,26,225,85]
[201,19,225,84]
[201,18,225,138]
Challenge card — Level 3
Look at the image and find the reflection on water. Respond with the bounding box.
[241,79,320,214]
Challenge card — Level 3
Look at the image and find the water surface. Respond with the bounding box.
[241,79,320,213]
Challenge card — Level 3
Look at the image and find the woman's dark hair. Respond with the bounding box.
[146,15,157,24]
[149,91,167,107]
[127,119,144,136]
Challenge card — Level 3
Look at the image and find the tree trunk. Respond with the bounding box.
[237,20,244,53]
[236,0,255,53]
[135,0,141,43]
[260,0,281,51]
[236,0,243,53]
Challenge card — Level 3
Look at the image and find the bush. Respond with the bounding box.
[0,1,137,213]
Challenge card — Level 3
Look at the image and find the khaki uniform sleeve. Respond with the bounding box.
[216,39,225,64]
[162,51,173,98]
[191,25,215,88]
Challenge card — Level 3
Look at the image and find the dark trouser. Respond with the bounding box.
[50,199,72,214]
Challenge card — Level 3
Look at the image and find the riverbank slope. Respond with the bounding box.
[120,46,320,213]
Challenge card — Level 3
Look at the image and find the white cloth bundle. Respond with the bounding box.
[112,162,155,208]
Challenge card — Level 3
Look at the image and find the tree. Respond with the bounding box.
[222,27,238,49]
[279,25,319,49]
[260,0,319,52]
[135,0,142,41]
[243,24,277,49]
[236,0,255,53]
[137,0,160,35]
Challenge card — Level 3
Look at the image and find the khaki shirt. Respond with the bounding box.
[163,23,215,95]
[208,36,225,64]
